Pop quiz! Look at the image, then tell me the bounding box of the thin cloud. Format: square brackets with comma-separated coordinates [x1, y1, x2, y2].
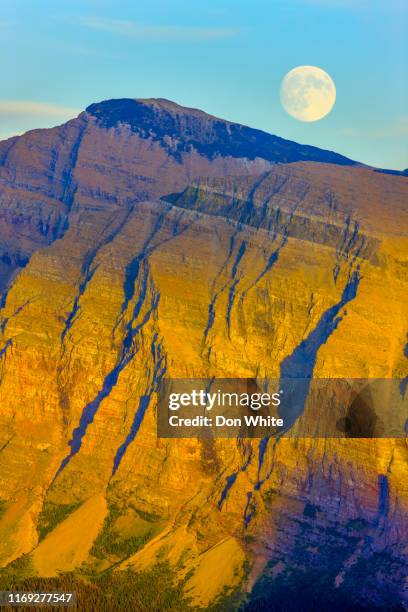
[295, 0, 406, 8]
[0, 101, 79, 118]
[372, 117, 408, 139]
[341, 117, 408, 140]
[79, 16, 238, 41]
[299, 0, 368, 6]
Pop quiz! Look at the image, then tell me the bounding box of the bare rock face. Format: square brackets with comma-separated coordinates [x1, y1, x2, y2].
[0, 99, 406, 608]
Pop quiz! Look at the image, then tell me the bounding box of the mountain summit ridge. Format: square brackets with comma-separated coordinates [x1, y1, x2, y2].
[85, 97, 357, 166]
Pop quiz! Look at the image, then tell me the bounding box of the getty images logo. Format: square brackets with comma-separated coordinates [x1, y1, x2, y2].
[168, 388, 283, 411]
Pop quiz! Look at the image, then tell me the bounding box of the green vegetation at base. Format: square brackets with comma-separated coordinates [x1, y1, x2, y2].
[0, 555, 33, 586]
[207, 588, 248, 612]
[0, 499, 6, 520]
[37, 501, 82, 541]
[130, 505, 162, 523]
[243, 547, 407, 612]
[90, 504, 153, 560]
[0, 563, 191, 612]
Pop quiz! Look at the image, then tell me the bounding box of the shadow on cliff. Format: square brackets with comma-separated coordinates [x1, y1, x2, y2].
[336, 384, 385, 438]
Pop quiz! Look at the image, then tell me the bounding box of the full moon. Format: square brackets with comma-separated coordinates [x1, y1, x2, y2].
[280, 66, 336, 122]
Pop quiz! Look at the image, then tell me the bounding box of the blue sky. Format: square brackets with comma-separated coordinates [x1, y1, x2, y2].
[0, 0, 407, 169]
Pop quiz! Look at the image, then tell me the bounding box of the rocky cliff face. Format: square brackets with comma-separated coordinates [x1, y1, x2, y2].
[0, 99, 406, 609]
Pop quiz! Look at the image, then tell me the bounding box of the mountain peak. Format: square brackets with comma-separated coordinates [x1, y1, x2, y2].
[87, 97, 219, 118]
[85, 97, 357, 167]
[85, 97, 216, 126]
[136, 97, 216, 117]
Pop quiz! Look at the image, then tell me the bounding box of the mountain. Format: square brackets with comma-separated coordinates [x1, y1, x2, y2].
[0, 98, 357, 299]
[86, 98, 357, 165]
[0, 99, 407, 609]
